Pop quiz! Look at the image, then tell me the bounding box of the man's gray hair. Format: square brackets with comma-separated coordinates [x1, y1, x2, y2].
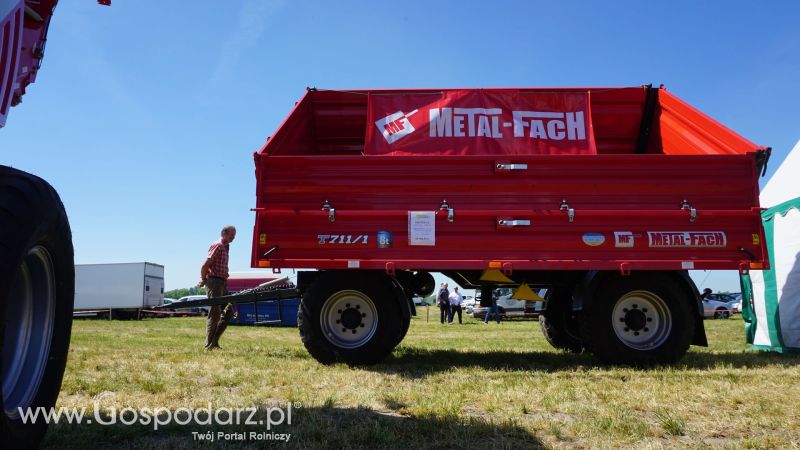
[221, 225, 236, 236]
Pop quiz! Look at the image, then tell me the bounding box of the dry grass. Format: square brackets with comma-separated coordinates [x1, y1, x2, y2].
[44, 310, 800, 449]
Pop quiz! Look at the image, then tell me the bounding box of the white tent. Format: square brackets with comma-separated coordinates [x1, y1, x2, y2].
[745, 139, 800, 352]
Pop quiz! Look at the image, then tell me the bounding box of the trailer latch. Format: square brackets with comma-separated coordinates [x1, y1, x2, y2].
[680, 199, 696, 223]
[440, 200, 454, 222]
[322, 200, 335, 222]
[560, 199, 575, 223]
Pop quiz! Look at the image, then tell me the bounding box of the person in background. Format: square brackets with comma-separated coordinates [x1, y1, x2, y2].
[437, 282, 450, 324]
[700, 288, 713, 300]
[199, 225, 236, 350]
[448, 286, 464, 324]
[484, 288, 501, 325]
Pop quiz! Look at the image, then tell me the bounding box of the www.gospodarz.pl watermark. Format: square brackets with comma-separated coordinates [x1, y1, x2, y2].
[17, 393, 298, 438]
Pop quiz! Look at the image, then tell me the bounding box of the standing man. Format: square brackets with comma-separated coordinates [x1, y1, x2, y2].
[199, 225, 236, 350]
[448, 287, 464, 324]
[484, 288, 501, 325]
[437, 283, 450, 324]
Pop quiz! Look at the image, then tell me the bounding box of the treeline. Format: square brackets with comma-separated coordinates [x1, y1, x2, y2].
[164, 286, 207, 299]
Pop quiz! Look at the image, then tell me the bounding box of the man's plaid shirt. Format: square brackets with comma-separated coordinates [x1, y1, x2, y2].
[207, 239, 229, 279]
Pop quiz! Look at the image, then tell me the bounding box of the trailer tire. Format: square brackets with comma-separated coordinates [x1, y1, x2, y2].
[539, 290, 583, 353]
[299, 273, 402, 365]
[0, 167, 74, 448]
[580, 273, 693, 365]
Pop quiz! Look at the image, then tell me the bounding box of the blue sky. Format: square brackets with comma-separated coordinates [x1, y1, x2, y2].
[2, 0, 798, 291]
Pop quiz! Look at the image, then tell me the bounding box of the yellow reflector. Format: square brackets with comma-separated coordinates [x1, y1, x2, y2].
[258, 260, 271, 268]
[259, 233, 267, 245]
[750, 262, 764, 269]
[512, 282, 544, 301]
[488, 261, 502, 269]
[752, 234, 760, 245]
[480, 269, 514, 283]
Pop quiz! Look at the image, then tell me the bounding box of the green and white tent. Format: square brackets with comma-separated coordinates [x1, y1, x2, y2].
[742, 139, 800, 352]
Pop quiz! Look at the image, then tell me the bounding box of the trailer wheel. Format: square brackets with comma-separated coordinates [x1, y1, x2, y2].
[0, 167, 74, 447]
[580, 273, 693, 365]
[299, 273, 402, 365]
[539, 290, 583, 353]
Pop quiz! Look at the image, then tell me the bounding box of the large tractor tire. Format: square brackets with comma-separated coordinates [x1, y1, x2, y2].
[539, 289, 583, 353]
[0, 166, 74, 447]
[299, 272, 403, 365]
[579, 273, 694, 365]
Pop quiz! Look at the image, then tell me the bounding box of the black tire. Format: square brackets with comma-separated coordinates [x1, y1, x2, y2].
[397, 315, 411, 346]
[579, 273, 694, 365]
[714, 308, 730, 320]
[0, 166, 74, 447]
[540, 289, 583, 353]
[299, 272, 403, 365]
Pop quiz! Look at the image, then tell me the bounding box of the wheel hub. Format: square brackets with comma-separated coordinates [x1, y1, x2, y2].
[340, 307, 363, 329]
[611, 291, 672, 350]
[623, 307, 647, 331]
[320, 290, 378, 349]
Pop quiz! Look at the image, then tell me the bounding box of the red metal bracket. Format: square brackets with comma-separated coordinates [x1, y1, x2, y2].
[385, 262, 396, 276]
[620, 262, 632, 276]
[738, 262, 750, 275]
[502, 262, 513, 276]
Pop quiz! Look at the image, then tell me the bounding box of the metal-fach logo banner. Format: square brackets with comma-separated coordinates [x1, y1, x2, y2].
[375, 109, 418, 144]
[647, 231, 727, 248]
[366, 90, 596, 156]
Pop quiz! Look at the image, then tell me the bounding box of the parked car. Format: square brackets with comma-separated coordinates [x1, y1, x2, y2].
[412, 296, 431, 306]
[707, 293, 742, 315]
[462, 295, 477, 314]
[472, 288, 543, 319]
[155, 296, 208, 316]
[702, 298, 732, 319]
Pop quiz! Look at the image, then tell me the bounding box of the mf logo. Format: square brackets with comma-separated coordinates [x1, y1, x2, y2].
[375, 109, 418, 144]
[614, 231, 635, 248]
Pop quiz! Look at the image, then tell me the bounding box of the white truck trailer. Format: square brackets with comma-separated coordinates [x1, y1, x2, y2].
[74, 262, 164, 319]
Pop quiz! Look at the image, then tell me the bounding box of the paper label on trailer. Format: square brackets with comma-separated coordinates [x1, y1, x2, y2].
[647, 231, 727, 248]
[347, 260, 360, 268]
[408, 211, 436, 246]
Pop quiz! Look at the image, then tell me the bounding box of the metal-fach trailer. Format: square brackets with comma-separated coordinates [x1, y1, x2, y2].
[242, 86, 768, 366]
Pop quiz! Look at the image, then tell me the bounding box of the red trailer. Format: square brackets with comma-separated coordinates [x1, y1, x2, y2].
[251, 86, 769, 366]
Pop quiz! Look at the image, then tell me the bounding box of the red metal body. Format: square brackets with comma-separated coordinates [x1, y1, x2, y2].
[0, 0, 59, 127]
[251, 87, 768, 274]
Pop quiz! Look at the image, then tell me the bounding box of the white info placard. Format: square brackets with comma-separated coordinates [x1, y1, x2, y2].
[408, 211, 436, 246]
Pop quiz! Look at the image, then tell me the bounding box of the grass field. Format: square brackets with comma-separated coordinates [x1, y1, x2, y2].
[44, 309, 799, 449]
